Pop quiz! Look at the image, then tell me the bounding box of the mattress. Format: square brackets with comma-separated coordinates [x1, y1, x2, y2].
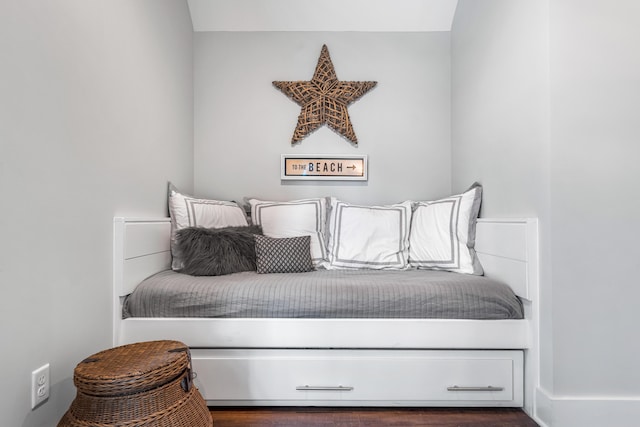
[123, 269, 523, 320]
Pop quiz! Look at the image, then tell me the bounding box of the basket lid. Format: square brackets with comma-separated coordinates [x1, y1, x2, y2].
[73, 340, 190, 396]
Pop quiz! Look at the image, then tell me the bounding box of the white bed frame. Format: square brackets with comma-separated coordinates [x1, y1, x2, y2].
[113, 217, 539, 416]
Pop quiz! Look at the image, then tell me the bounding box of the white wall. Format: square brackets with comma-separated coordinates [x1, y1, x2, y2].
[451, 0, 552, 400]
[194, 32, 452, 204]
[451, 0, 550, 215]
[0, 1, 193, 426]
[453, 1, 640, 426]
[548, 0, 640, 407]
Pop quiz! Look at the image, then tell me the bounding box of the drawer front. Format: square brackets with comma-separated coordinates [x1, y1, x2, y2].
[192, 349, 522, 405]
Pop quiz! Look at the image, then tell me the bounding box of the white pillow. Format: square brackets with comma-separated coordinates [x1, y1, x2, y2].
[169, 184, 248, 270]
[408, 185, 483, 275]
[327, 198, 412, 270]
[249, 198, 328, 267]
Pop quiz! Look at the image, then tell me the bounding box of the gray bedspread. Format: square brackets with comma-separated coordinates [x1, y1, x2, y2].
[123, 269, 523, 320]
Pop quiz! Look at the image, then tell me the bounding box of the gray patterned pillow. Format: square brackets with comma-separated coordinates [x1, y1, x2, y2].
[255, 235, 314, 274]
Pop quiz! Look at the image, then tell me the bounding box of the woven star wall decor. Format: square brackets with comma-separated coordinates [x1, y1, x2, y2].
[273, 45, 377, 145]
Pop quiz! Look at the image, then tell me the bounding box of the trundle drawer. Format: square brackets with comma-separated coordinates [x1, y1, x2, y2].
[191, 349, 523, 406]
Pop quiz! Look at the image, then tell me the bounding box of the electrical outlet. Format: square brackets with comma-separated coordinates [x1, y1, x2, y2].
[31, 364, 50, 409]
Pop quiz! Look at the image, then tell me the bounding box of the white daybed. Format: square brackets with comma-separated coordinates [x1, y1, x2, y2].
[113, 217, 538, 415]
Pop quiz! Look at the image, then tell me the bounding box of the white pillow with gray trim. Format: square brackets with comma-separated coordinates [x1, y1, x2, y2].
[327, 198, 412, 270]
[408, 184, 483, 275]
[248, 198, 328, 267]
[168, 184, 248, 270]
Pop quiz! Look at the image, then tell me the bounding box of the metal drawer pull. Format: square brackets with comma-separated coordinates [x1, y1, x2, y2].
[447, 386, 504, 392]
[296, 385, 354, 392]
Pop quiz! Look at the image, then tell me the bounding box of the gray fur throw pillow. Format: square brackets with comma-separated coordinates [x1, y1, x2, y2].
[175, 225, 262, 276]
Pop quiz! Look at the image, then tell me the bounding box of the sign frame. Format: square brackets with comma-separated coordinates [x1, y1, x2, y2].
[281, 154, 368, 181]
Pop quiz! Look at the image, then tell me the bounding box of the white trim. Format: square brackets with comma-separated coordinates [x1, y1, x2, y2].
[535, 387, 640, 427]
[119, 317, 530, 350]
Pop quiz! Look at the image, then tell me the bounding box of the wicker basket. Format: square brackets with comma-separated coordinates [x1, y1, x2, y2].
[58, 340, 212, 426]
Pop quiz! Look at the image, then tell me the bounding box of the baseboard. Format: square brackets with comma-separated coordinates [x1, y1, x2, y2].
[534, 387, 640, 427]
[533, 387, 552, 427]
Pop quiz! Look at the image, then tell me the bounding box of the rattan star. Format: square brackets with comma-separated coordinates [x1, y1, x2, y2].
[273, 45, 377, 145]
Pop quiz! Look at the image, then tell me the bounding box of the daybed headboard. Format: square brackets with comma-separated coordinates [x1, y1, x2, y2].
[113, 217, 538, 298]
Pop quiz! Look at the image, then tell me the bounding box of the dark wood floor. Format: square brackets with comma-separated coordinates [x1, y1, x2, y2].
[209, 407, 539, 427]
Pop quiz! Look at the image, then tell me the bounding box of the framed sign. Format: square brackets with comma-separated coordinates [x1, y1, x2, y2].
[281, 154, 367, 181]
